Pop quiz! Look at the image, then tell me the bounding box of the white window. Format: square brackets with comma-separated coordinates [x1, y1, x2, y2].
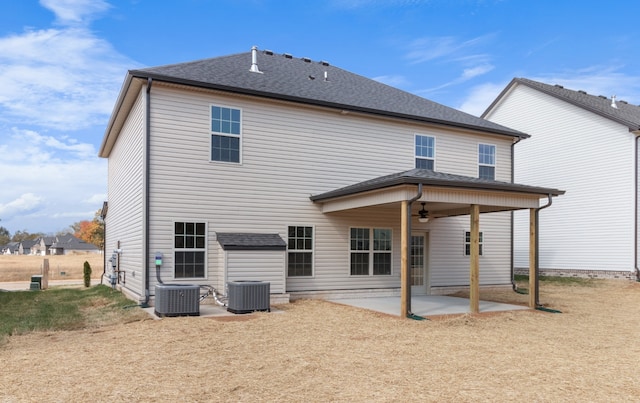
[478, 144, 496, 180]
[415, 135, 435, 170]
[464, 231, 483, 256]
[350, 228, 392, 275]
[211, 105, 241, 163]
[174, 222, 206, 278]
[287, 226, 313, 277]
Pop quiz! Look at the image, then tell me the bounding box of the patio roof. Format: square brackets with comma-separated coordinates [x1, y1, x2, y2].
[310, 169, 564, 217]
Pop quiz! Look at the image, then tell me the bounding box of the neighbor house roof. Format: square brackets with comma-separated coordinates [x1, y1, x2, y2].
[100, 47, 528, 156]
[310, 168, 565, 202]
[482, 77, 640, 131]
[216, 233, 286, 251]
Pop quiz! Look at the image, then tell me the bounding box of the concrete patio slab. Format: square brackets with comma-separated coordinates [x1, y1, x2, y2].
[327, 295, 529, 317]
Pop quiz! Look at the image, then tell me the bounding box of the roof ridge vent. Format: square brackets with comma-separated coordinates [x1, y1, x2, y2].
[578, 90, 586, 94]
[249, 46, 263, 74]
[283, 53, 293, 59]
[264, 49, 274, 55]
[620, 100, 628, 104]
[555, 84, 564, 88]
[301, 57, 311, 63]
[598, 95, 607, 99]
[611, 95, 618, 109]
[320, 60, 330, 66]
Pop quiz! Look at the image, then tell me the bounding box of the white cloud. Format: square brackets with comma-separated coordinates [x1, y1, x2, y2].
[0, 127, 106, 234]
[457, 82, 507, 116]
[0, 1, 137, 130]
[406, 34, 495, 65]
[40, 0, 111, 26]
[0, 193, 44, 217]
[405, 34, 496, 97]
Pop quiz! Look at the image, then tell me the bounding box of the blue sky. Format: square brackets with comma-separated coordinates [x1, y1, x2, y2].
[1, 0, 638, 235]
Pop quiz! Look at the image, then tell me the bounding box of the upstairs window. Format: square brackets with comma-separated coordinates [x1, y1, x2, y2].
[287, 226, 313, 277]
[211, 105, 241, 163]
[174, 222, 206, 278]
[415, 135, 435, 170]
[350, 228, 392, 276]
[478, 144, 495, 180]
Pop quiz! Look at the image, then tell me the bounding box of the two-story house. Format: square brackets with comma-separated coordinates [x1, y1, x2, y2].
[99, 47, 562, 316]
[483, 78, 639, 281]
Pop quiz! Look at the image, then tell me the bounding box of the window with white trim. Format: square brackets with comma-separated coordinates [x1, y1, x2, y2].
[287, 226, 313, 277]
[415, 134, 435, 170]
[350, 228, 392, 275]
[464, 231, 484, 256]
[211, 105, 241, 163]
[174, 222, 206, 278]
[478, 144, 495, 180]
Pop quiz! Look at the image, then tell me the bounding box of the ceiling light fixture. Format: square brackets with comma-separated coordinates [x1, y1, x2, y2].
[418, 202, 429, 223]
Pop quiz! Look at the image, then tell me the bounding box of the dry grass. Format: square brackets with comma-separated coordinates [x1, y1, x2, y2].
[1, 279, 639, 401]
[0, 254, 104, 282]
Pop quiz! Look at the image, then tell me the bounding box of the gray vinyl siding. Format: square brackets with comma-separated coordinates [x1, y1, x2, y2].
[226, 251, 285, 293]
[429, 213, 511, 287]
[487, 84, 636, 272]
[104, 90, 146, 299]
[144, 83, 515, 292]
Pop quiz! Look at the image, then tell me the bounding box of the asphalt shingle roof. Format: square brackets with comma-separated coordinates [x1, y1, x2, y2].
[310, 169, 564, 202]
[130, 48, 526, 138]
[484, 78, 640, 131]
[216, 232, 286, 251]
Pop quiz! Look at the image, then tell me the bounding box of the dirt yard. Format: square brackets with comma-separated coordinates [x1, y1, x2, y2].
[1, 279, 639, 401]
[0, 254, 104, 282]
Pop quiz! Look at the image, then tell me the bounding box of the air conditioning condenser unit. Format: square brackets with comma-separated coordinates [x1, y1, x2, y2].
[155, 284, 200, 317]
[227, 281, 270, 314]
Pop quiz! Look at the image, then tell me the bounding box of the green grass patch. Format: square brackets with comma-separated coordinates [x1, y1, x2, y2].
[0, 285, 147, 342]
[514, 274, 599, 286]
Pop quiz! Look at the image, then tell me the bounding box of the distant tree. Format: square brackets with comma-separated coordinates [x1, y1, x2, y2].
[0, 220, 9, 245]
[73, 209, 105, 249]
[11, 230, 42, 242]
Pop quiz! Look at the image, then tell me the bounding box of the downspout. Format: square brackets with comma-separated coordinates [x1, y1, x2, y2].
[511, 137, 522, 291]
[405, 183, 423, 316]
[535, 194, 553, 306]
[635, 134, 639, 281]
[142, 77, 153, 307]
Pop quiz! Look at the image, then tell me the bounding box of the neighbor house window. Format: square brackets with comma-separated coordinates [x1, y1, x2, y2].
[464, 231, 484, 256]
[211, 105, 241, 163]
[415, 135, 435, 170]
[174, 222, 206, 278]
[287, 226, 313, 277]
[350, 228, 392, 275]
[478, 144, 495, 180]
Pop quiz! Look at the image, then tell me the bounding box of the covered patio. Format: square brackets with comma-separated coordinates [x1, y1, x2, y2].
[311, 169, 564, 318]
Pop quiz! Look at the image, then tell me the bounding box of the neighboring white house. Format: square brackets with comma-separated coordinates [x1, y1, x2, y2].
[483, 78, 639, 280]
[99, 47, 563, 315]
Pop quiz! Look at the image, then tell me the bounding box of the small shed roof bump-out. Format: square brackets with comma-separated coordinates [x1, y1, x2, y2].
[216, 233, 286, 251]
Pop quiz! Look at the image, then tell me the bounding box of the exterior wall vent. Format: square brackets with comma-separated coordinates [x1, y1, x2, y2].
[154, 284, 200, 317]
[227, 281, 270, 314]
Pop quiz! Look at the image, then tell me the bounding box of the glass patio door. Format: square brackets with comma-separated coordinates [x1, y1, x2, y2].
[410, 234, 427, 295]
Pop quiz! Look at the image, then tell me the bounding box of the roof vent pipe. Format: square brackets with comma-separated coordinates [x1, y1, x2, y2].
[611, 95, 618, 109]
[249, 46, 263, 74]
